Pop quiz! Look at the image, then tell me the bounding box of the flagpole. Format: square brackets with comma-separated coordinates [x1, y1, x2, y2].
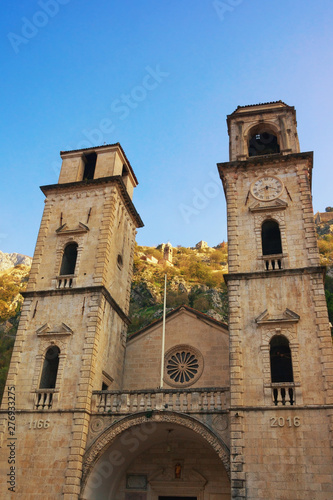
[160, 273, 167, 388]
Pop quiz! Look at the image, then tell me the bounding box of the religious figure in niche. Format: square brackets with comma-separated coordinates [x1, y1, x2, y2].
[175, 463, 182, 479]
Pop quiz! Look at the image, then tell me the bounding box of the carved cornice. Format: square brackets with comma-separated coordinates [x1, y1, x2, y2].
[218, 151, 313, 171]
[55, 222, 89, 235]
[255, 308, 300, 325]
[249, 198, 288, 213]
[36, 322, 73, 336]
[224, 266, 326, 283]
[40, 176, 144, 228]
[22, 285, 130, 325]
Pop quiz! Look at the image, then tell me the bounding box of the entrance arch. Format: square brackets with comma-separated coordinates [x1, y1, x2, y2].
[81, 412, 230, 500]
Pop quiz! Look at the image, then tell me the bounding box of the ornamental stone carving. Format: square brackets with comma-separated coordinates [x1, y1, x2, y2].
[164, 344, 204, 388]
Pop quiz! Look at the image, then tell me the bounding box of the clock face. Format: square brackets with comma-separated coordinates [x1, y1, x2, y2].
[250, 176, 284, 201]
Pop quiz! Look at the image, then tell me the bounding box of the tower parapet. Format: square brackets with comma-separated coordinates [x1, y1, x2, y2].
[227, 100, 300, 161]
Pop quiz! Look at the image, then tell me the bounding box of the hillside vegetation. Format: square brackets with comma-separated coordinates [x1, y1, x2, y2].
[317, 233, 333, 328]
[0, 265, 30, 398]
[129, 242, 229, 334]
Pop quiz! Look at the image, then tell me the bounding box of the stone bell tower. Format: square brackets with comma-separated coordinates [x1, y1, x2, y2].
[218, 102, 333, 499]
[0, 143, 143, 499]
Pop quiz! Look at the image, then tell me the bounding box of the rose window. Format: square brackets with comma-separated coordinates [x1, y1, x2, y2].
[164, 345, 203, 387]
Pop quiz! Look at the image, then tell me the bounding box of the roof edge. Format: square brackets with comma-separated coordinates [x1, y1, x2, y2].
[127, 304, 228, 341]
[60, 142, 138, 185]
[40, 175, 144, 228]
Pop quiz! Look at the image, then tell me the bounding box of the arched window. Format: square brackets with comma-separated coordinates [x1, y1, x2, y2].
[262, 220, 282, 256]
[60, 243, 78, 275]
[249, 131, 280, 157]
[39, 346, 60, 389]
[270, 336, 293, 383]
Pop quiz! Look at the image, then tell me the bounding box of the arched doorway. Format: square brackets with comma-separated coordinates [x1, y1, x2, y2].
[81, 413, 230, 500]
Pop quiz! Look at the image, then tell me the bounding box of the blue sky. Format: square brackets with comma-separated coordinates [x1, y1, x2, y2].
[1, 0, 333, 256]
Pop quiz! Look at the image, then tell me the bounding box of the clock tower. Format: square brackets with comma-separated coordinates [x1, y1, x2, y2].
[218, 101, 333, 499]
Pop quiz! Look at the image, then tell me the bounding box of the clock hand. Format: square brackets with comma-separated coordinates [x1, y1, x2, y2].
[257, 185, 274, 192]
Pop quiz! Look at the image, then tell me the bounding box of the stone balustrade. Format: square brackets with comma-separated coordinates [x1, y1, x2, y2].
[263, 254, 283, 271]
[271, 383, 295, 406]
[57, 275, 75, 288]
[92, 387, 230, 414]
[34, 389, 55, 410]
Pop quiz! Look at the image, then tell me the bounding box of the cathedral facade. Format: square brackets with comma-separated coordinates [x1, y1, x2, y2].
[1, 102, 333, 499]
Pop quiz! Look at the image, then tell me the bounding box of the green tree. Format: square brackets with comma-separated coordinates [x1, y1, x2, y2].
[166, 290, 189, 308]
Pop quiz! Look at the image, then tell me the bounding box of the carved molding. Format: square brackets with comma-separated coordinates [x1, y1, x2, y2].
[254, 211, 285, 226]
[36, 322, 73, 336]
[54, 234, 85, 279]
[261, 326, 299, 346]
[163, 344, 204, 388]
[249, 198, 288, 213]
[256, 308, 300, 325]
[102, 370, 113, 386]
[56, 222, 89, 235]
[30, 336, 69, 406]
[252, 209, 288, 266]
[260, 325, 302, 398]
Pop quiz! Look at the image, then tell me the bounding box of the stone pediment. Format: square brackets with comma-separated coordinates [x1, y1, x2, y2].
[255, 308, 300, 325]
[127, 304, 228, 343]
[249, 198, 288, 213]
[56, 222, 89, 234]
[36, 322, 73, 336]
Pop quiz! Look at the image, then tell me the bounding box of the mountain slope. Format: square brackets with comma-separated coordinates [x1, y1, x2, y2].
[0, 264, 30, 399]
[0, 251, 32, 272]
[129, 243, 228, 333]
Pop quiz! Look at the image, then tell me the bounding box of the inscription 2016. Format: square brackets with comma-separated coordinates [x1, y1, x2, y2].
[270, 416, 300, 428]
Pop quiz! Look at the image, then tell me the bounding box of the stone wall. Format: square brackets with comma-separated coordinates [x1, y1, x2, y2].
[123, 308, 229, 390]
[242, 409, 333, 499]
